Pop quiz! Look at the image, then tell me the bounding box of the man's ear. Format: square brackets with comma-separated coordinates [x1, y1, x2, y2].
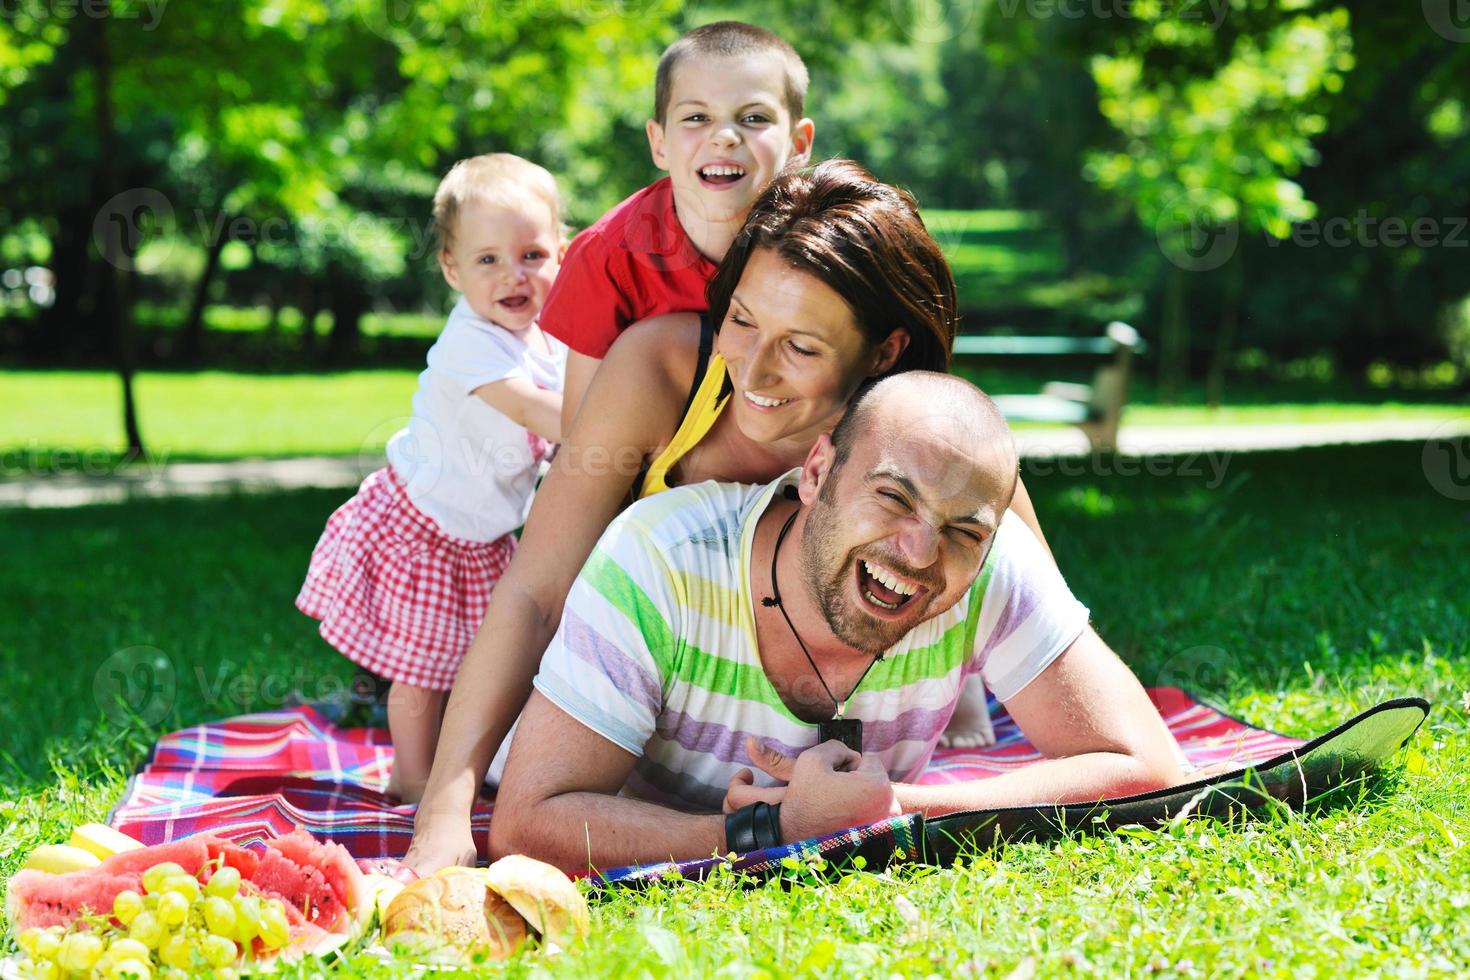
[797, 432, 836, 506]
[787, 117, 815, 169]
[646, 118, 669, 171]
[870, 327, 910, 377]
[437, 249, 461, 291]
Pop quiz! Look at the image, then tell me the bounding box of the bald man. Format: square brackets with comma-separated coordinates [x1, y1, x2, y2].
[491, 373, 1185, 872]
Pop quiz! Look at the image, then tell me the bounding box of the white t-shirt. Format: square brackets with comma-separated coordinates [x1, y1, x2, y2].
[386, 298, 567, 542]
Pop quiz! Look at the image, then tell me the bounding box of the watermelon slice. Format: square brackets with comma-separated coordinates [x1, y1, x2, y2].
[6, 869, 141, 930]
[97, 835, 259, 880]
[8, 829, 363, 953]
[249, 831, 366, 937]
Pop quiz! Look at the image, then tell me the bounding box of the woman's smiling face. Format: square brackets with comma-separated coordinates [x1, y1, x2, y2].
[716, 247, 906, 449]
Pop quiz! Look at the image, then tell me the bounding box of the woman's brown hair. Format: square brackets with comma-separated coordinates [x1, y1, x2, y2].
[706, 159, 956, 375]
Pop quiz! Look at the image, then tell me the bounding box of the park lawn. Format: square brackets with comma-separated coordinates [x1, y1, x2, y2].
[4, 369, 1467, 468]
[1, 441, 1467, 974]
[4, 370, 421, 462]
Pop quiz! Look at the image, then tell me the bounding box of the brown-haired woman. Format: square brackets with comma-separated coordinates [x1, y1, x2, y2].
[404, 159, 1048, 872]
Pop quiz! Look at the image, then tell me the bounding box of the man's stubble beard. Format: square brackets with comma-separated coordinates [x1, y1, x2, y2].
[799, 473, 915, 657]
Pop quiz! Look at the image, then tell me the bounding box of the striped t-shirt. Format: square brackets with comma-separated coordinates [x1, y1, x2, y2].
[534, 470, 1089, 813]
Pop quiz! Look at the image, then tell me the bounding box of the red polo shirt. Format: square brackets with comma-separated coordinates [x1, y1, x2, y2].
[539, 178, 719, 359]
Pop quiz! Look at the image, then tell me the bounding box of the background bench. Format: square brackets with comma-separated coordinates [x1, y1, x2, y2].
[951, 321, 1145, 451]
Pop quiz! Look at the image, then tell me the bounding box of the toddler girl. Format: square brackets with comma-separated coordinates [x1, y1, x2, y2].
[297, 153, 567, 802]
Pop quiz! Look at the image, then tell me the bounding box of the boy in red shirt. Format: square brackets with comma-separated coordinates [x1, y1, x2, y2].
[540, 21, 815, 429]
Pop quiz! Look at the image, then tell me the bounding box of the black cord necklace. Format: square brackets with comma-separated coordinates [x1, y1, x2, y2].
[763, 499, 881, 752]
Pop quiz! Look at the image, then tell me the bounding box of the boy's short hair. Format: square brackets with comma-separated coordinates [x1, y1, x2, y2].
[432, 153, 566, 253]
[653, 21, 809, 125]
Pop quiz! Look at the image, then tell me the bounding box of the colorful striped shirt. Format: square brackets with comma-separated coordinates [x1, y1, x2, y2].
[533, 470, 1090, 813]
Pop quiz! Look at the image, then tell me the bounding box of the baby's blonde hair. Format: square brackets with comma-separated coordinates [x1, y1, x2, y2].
[432, 153, 566, 253]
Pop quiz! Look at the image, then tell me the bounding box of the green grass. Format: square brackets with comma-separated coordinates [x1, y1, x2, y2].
[3, 368, 1466, 469]
[2, 441, 1467, 973]
[3, 370, 420, 462]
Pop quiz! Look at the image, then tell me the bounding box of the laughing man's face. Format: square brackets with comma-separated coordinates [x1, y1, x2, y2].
[799, 413, 1012, 656]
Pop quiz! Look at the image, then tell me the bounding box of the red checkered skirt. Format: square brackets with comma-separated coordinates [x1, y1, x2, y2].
[295, 467, 515, 691]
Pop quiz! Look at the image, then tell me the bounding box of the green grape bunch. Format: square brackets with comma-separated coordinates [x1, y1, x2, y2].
[13, 857, 295, 979]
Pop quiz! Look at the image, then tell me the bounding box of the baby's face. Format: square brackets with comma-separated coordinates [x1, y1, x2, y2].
[648, 51, 812, 228]
[438, 199, 560, 332]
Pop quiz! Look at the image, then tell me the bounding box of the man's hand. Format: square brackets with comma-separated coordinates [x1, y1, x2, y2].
[401, 817, 478, 877]
[724, 737, 901, 842]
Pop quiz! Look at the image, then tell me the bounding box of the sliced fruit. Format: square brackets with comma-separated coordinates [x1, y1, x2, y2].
[23, 844, 103, 874]
[6, 868, 142, 930]
[356, 856, 419, 885]
[361, 872, 407, 925]
[98, 836, 259, 881]
[8, 830, 368, 963]
[249, 830, 365, 937]
[67, 823, 144, 861]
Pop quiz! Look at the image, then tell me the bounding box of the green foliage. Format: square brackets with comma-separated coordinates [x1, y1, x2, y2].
[5, 0, 1470, 382]
[1088, 4, 1353, 241]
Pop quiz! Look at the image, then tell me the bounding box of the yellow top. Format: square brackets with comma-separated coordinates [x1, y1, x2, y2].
[639, 352, 731, 498]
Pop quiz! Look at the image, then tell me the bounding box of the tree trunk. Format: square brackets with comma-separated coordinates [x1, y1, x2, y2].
[180, 226, 229, 362]
[92, 0, 144, 456]
[266, 293, 282, 338]
[1159, 264, 1188, 405]
[1206, 251, 1244, 409]
[326, 267, 366, 358]
[35, 201, 103, 359]
[298, 278, 320, 354]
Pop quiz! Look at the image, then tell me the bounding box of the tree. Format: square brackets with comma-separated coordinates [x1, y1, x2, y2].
[1086, 2, 1353, 402]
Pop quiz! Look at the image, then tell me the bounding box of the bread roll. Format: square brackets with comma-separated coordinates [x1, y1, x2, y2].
[382, 866, 527, 960]
[483, 855, 589, 946]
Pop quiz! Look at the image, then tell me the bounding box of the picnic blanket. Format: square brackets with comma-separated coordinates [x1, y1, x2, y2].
[107, 687, 1427, 886]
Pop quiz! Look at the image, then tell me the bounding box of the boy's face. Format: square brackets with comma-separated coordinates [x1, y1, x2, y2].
[647, 51, 814, 227]
[438, 198, 560, 333]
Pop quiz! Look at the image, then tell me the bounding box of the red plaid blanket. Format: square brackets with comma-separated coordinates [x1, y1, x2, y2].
[109, 686, 1300, 873]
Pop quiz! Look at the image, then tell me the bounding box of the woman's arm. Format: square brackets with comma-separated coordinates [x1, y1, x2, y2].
[403, 316, 697, 874]
[1008, 475, 1056, 565]
[560, 349, 602, 435]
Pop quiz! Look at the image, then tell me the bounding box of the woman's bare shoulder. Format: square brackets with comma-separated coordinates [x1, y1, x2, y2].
[603, 313, 705, 400]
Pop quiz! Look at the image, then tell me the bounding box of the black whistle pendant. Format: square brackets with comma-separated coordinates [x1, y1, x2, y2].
[818, 717, 863, 752]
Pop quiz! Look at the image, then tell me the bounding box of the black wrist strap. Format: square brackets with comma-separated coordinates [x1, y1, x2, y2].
[724, 802, 783, 854]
